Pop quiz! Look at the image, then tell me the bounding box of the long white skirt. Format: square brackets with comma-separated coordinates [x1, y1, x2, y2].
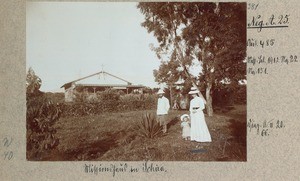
[190, 110, 212, 142]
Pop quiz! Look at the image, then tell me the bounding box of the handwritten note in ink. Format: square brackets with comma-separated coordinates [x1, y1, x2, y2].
[246, 2, 299, 137]
[247, 3, 298, 76]
[2, 137, 14, 160]
[83, 162, 167, 177]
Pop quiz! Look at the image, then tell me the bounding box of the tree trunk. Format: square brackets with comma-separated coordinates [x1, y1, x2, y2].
[201, 42, 213, 117]
[174, 41, 206, 102]
[206, 82, 213, 117]
[169, 85, 173, 109]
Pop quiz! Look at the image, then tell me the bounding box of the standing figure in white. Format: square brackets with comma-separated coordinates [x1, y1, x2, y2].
[188, 87, 212, 142]
[156, 89, 170, 134]
[180, 114, 191, 140]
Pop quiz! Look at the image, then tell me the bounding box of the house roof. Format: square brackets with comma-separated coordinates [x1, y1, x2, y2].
[61, 71, 143, 89]
[75, 84, 144, 88]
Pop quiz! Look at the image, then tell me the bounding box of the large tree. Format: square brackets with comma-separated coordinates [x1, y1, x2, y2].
[138, 2, 246, 116]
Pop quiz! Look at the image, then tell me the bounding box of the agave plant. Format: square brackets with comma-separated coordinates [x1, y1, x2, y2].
[137, 112, 162, 138]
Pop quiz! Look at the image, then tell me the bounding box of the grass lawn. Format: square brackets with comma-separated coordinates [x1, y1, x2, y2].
[41, 104, 246, 161]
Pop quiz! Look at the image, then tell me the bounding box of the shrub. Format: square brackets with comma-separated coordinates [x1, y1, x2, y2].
[58, 93, 157, 117]
[120, 94, 143, 101]
[212, 88, 235, 107]
[43, 92, 65, 104]
[98, 88, 120, 101]
[136, 112, 162, 138]
[26, 68, 61, 160]
[26, 95, 61, 160]
[233, 85, 246, 104]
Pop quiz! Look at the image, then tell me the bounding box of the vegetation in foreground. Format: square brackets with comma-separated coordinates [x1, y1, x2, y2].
[28, 104, 246, 161]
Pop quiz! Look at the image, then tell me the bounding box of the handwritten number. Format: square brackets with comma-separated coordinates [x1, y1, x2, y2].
[255, 3, 259, 10]
[278, 15, 283, 24]
[278, 15, 289, 25]
[283, 15, 289, 24]
[290, 55, 298, 62]
[248, 3, 259, 10]
[3, 151, 13, 160]
[3, 137, 13, 147]
[2, 137, 14, 161]
[247, 3, 251, 10]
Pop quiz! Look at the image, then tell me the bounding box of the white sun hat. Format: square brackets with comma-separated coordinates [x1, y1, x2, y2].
[180, 114, 190, 121]
[188, 87, 200, 94]
[157, 89, 165, 94]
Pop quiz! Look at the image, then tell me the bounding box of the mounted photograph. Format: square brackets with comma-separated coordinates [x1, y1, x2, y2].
[26, 2, 246, 161]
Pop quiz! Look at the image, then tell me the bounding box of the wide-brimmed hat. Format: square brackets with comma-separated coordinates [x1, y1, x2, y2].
[188, 87, 199, 94]
[157, 89, 165, 94]
[180, 114, 190, 121]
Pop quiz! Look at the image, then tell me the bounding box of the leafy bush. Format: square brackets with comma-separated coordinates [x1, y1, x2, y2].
[26, 67, 61, 160]
[73, 88, 122, 103]
[98, 88, 120, 101]
[136, 112, 162, 138]
[26, 95, 61, 160]
[43, 92, 65, 104]
[120, 94, 143, 101]
[233, 85, 246, 104]
[213, 88, 235, 107]
[120, 94, 157, 110]
[58, 93, 157, 117]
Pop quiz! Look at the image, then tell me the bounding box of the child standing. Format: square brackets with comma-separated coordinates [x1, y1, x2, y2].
[180, 114, 191, 140]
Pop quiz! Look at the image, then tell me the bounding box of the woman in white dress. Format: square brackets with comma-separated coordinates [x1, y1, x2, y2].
[189, 87, 212, 142]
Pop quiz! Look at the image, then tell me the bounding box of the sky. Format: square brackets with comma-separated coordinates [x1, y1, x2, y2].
[26, 2, 163, 92]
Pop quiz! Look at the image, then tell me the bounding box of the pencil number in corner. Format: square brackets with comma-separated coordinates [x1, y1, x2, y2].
[2, 137, 14, 161]
[248, 3, 259, 10]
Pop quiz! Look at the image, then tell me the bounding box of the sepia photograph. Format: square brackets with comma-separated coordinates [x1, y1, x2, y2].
[26, 2, 247, 161]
